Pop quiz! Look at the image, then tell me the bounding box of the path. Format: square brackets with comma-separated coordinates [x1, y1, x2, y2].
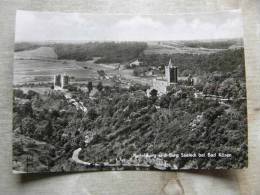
[71, 147, 169, 170]
[71, 148, 91, 166]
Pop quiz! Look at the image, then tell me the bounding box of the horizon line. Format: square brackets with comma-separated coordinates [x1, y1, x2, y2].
[15, 37, 243, 44]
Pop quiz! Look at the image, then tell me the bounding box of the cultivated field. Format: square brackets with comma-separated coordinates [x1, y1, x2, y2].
[14, 47, 120, 84]
[13, 46, 155, 86]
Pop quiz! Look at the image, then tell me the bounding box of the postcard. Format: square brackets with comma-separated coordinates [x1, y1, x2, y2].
[13, 10, 247, 173]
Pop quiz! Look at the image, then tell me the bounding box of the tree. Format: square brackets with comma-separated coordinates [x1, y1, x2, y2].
[14, 89, 25, 98]
[67, 85, 77, 92]
[32, 97, 43, 109]
[149, 89, 158, 103]
[150, 89, 158, 97]
[13, 140, 24, 156]
[104, 86, 111, 96]
[87, 108, 98, 120]
[20, 101, 33, 117]
[87, 81, 93, 93]
[27, 90, 39, 99]
[97, 70, 106, 79]
[34, 126, 46, 140]
[97, 82, 103, 92]
[64, 142, 71, 152]
[21, 117, 36, 136]
[51, 110, 60, 119]
[159, 94, 170, 108]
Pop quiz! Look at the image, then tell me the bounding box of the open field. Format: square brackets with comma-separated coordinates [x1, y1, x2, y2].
[15, 46, 58, 60]
[14, 47, 120, 84]
[13, 46, 156, 86]
[144, 40, 243, 55]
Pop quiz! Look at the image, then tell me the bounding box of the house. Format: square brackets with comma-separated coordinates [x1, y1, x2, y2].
[129, 59, 142, 68]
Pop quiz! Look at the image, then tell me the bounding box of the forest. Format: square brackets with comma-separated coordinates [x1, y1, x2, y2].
[15, 42, 148, 62]
[13, 63, 247, 171]
[181, 39, 242, 49]
[138, 48, 244, 75]
[15, 40, 243, 71]
[53, 42, 147, 62]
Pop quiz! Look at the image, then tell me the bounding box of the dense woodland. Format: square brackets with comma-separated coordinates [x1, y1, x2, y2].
[13, 64, 247, 171]
[15, 42, 148, 62]
[55, 42, 147, 63]
[181, 39, 242, 49]
[138, 48, 244, 75]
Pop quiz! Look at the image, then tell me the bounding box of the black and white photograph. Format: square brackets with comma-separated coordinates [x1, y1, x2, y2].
[13, 10, 247, 173]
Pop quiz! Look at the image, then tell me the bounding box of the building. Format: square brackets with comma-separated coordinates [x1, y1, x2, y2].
[54, 74, 70, 90]
[129, 59, 142, 68]
[62, 74, 70, 89]
[54, 74, 62, 89]
[165, 58, 178, 83]
[147, 58, 178, 96]
[147, 58, 196, 96]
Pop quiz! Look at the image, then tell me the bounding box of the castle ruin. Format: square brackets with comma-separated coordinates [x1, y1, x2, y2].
[54, 74, 70, 90]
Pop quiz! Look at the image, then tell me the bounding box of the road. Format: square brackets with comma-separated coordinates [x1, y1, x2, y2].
[71, 148, 91, 166]
[71, 147, 169, 170]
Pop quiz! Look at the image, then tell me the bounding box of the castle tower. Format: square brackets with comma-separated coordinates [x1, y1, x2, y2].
[54, 74, 61, 87]
[165, 58, 177, 83]
[61, 74, 69, 89]
[54, 74, 70, 90]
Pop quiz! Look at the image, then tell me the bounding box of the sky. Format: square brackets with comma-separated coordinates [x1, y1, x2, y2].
[15, 10, 243, 42]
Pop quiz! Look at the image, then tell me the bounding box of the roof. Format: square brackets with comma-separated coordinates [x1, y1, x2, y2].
[168, 58, 173, 67]
[130, 59, 141, 65]
[166, 58, 177, 68]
